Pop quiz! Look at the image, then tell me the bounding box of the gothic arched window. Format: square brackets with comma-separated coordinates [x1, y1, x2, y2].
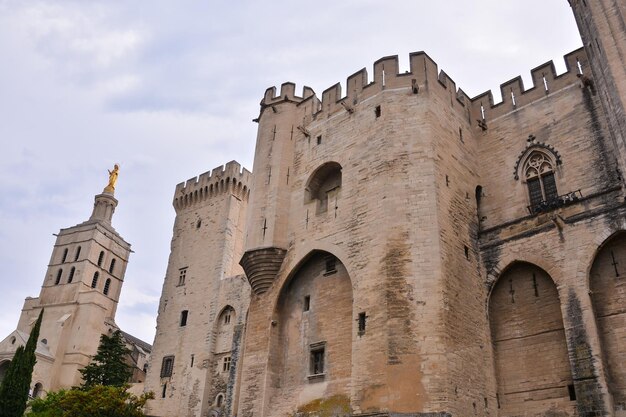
[523, 151, 558, 210]
[91, 272, 99, 289]
[104, 278, 111, 295]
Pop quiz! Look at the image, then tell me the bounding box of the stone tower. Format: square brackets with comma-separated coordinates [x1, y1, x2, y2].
[0, 180, 131, 394]
[569, 0, 626, 167]
[145, 161, 251, 417]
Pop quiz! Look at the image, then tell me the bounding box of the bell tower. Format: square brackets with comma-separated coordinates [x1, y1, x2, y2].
[569, 0, 626, 167]
[8, 166, 131, 392]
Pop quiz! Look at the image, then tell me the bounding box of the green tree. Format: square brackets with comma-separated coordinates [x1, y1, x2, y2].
[79, 330, 132, 388]
[26, 385, 154, 417]
[0, 309, 44, 417]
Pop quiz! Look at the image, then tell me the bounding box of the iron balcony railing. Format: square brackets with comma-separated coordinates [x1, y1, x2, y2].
[527, 189, 583, 215]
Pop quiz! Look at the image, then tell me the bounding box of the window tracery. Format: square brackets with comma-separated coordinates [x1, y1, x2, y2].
[523, 150, 558, 211]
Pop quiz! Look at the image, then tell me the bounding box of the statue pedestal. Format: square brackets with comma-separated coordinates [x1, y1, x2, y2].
[89, 193, 118, 224]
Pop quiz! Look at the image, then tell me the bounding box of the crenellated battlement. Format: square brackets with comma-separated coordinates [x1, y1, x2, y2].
[470, 48, 587, 122]
[173, 160, 252, 211]
[259, 51, 477, 120]
[262, 83, 317, 107]
[259, 48, 588, 125]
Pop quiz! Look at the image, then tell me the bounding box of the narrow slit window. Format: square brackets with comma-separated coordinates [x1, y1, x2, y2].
[303, 295, 310, 312]
[568, 384, 577, 401]
[55, 269, 63, 285]
[67, 267, 75, 283]
[91, 272, 99, 289]
[316, 135, 322, 145]
[109, 259, 116, 274]
[97, 251, 104, 267]
[61, 248, 68, 263]
[74, 246, 81, 261]
[375, 105, 381, 118]
[358, 312, 366, 335]
[103, 278, 111, 295]
[180, 310, 188, 327]
[161, 383, 167, 398]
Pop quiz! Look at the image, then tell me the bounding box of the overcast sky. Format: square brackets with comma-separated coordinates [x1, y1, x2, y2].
[0, 0, 583, 345]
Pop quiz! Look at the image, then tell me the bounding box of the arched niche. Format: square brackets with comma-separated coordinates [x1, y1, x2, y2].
[590, 232, 626, 411]
[304, 162, 342, 214]
[489, 262, 575, 416]
[268, 250, 352, 405]
[215, 306, 236, 354]
[32, 382, 43, 398]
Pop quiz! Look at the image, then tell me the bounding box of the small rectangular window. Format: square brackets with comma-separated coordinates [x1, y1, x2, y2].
[324, 256, 337, 275]
[178, 268, 187, 286]
[375, 105, 381, 118]
[303, 295, 310, 312]
[317, 135, 322, 145]
[180, 310, 188, 327]
[358, 312, 366, 335]
[310, 346, 325, 375]
[160, 356, 174, 377]
[223, 356, 231, 372]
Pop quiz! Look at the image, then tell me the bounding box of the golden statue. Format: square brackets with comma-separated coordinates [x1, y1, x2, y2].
[103, 164, 119, 193]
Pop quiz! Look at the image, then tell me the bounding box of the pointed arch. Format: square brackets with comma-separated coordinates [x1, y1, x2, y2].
[215, 305, 236, 354]
[268, 249, 352, 406]
[589, 231, 626, 408]
[489, 261, 574, 415]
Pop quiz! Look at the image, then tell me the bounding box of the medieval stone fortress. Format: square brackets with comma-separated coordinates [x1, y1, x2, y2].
[1, 1, 625, 416]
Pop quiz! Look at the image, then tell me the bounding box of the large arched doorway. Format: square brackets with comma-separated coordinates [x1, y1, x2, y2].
[590, 233, 626, 411]
[269, 250, 353, 408]
[489, 262, 575, 415]
[0, 360, 10, 385]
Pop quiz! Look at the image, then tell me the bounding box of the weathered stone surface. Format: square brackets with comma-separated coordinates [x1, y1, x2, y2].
[145, 3, 626, 417]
